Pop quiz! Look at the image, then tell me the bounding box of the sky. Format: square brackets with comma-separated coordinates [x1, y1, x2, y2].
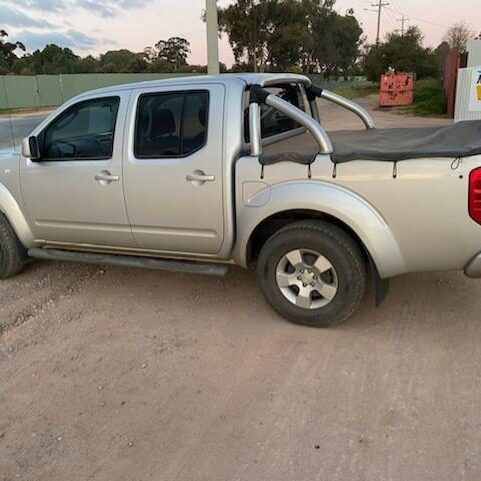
[1, 0, 479, 66]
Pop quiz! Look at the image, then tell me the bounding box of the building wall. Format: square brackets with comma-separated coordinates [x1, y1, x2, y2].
[467, 40, 481, 68]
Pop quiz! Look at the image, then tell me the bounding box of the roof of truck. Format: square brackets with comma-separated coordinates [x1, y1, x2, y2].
[75, 73, 312, 99]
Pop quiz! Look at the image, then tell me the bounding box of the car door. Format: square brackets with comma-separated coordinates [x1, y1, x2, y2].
[123, 84, 225, 255]
[20, 91, 135, 248]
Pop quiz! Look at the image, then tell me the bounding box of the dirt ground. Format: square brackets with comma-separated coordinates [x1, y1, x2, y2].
[2, 96, 480, 481]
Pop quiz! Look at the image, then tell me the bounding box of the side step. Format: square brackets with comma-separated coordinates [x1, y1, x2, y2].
[28, 248, 230, 277]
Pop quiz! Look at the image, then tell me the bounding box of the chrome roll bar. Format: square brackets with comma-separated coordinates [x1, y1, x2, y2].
[249, 85, 334, 158]
[248, 103, 262, 157]
[265, 95, 334, 154]
[306, 86, 376, 129]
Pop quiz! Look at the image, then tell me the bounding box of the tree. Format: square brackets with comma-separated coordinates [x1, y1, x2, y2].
[98, 49, 148, 73]
[217, 0, 270, 72]
[310, 7, 363, 77]
[363, 26, 439, 81]
[16, 44, 81, 74]
[0, 29, 25, 74]
[217, 0, 363, 75]
[146, 37, 191, 72]
[434, 41, 450, 72]
[443, 21, 475, 53]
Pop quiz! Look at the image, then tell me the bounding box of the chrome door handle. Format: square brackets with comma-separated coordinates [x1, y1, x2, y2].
[186, 170, 215, 183]
[95, 170, 120, 183]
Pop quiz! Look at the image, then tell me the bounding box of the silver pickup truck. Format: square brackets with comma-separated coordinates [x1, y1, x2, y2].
[2, 73, 481, 327]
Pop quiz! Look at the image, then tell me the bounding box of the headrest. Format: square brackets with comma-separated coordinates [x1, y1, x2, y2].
[152, 109, 176, 136]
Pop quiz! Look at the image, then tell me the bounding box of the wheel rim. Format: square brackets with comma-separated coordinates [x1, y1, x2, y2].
[275, 248, 338, 310]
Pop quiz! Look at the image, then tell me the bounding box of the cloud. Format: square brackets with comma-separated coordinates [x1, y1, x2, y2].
[18, 29, 112, 51]
[0, 5, 54, 28]
[7, 0, 148, 18]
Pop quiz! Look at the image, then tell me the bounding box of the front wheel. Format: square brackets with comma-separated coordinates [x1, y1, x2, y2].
[0, 213, 26, 279]
[256, 220, 367, 328]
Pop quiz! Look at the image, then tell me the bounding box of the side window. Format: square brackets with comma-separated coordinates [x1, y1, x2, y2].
[42, 97, 119, 160]
[135, 91, 209, 159]
[244, 83, 306, 143]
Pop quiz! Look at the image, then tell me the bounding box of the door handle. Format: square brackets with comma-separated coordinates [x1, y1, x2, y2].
[95, 170, 120, 184]
[186, 170, 215, 184]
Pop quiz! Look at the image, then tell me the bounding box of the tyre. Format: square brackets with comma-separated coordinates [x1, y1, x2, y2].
[0, 213, 26, 279]
[256, 220, 367, 328]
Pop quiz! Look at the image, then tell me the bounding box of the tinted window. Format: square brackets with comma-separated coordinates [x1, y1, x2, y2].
[135, 91, 209, 158]
[42, 97, 119, 160]
[244, 84, 306, 143]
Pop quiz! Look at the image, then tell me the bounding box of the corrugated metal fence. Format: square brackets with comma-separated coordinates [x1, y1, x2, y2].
[0, 73, 359, 110]
[0, 73, 199, 110]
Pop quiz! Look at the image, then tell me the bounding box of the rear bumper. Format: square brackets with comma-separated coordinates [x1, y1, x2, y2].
[464, 253, 481, 278]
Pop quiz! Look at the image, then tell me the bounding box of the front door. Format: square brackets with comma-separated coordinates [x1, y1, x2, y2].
[20, 92, 135, 248]
[123, 84, 225, 255]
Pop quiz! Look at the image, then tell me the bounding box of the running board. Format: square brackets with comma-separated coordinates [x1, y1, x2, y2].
[27, 248, 230, 277]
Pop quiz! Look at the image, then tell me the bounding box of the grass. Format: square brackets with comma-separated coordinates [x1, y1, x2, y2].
[331, 83, 379, 99]
[0, 106, 56, 116]
[410, 78, 447, 117]
[393, 78, 447, 117]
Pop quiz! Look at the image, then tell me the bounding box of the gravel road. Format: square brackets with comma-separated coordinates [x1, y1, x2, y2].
[1, 97, 479, 481]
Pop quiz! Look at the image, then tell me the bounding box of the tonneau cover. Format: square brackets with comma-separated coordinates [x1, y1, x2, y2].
[260, 120, 481, 165]
[330, 121, 481, 163]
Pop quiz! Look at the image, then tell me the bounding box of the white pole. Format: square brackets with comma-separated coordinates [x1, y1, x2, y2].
[206, 0, 220, 74]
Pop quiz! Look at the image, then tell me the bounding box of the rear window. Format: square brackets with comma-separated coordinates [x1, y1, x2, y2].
[244, 83, 307, 143]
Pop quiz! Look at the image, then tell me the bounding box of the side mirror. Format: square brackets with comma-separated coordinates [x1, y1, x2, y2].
[22, 136, 41, 161]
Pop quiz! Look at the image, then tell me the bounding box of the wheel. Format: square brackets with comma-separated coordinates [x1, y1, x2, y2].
[256, 220, 367, 327]
[0, 213, 26, 279]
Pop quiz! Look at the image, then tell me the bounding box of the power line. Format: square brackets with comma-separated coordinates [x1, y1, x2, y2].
[396, 14, 409, 36]
[364, 1, 390, 45]
[385, 3, 448, 29]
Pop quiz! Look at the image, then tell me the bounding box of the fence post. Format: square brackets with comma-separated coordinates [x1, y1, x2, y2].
[59, 74, 65, 103]
[34, 75, 41, 108]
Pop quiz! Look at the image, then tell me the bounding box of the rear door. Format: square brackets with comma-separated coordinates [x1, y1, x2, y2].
[123, 84, 225, 254]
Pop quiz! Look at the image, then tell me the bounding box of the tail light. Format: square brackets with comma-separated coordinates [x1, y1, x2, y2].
[469, 167, 481, 225]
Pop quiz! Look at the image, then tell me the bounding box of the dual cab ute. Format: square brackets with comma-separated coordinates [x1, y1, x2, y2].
[1, 73, 481, 327]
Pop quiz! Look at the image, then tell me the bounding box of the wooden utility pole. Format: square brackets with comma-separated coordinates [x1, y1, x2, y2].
[365, 1, 390, 45]
[396, 15, 409, 36]
[205, 0, 220, 74]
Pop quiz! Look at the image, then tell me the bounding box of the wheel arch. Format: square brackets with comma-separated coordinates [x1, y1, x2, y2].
[0, 183, 35, 248]
[234, 181, 405, 279]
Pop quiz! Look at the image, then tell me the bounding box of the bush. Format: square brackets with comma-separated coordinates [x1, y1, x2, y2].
[413, 79, 447, 116]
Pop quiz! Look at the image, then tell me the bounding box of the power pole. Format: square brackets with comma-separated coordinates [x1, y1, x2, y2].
[365, 1, 390, 45]
[205, 0, 220, 74]
[396, 15, 408, 36]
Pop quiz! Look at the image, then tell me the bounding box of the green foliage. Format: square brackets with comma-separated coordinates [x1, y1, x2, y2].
[412, 79, 447, 116]
[363, 27, 440, 81]
[0, 30, 25, 74]
[217, 0, 363, 76]
[97, 49, 148, 73]
[145, 37, 191, 72]
[0, 30, 198, 75]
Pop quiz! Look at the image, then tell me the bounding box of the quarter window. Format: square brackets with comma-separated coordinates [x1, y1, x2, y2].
[244, 83, 306, 143]
[42, 97, 119, 160]
[135, 91, 209, 159]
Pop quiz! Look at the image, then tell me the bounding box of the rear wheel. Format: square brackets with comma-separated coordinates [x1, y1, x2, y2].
[0, 213, 26, 279]
[256, 220, 367, 327]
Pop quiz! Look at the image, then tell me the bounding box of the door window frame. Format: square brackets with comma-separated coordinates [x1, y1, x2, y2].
[133, 89, 210, 160]
[38, 96, 121, 162]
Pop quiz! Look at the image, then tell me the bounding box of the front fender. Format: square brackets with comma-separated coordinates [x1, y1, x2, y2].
[234, 180, 406, 279]
[0, 183, 35, 247]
